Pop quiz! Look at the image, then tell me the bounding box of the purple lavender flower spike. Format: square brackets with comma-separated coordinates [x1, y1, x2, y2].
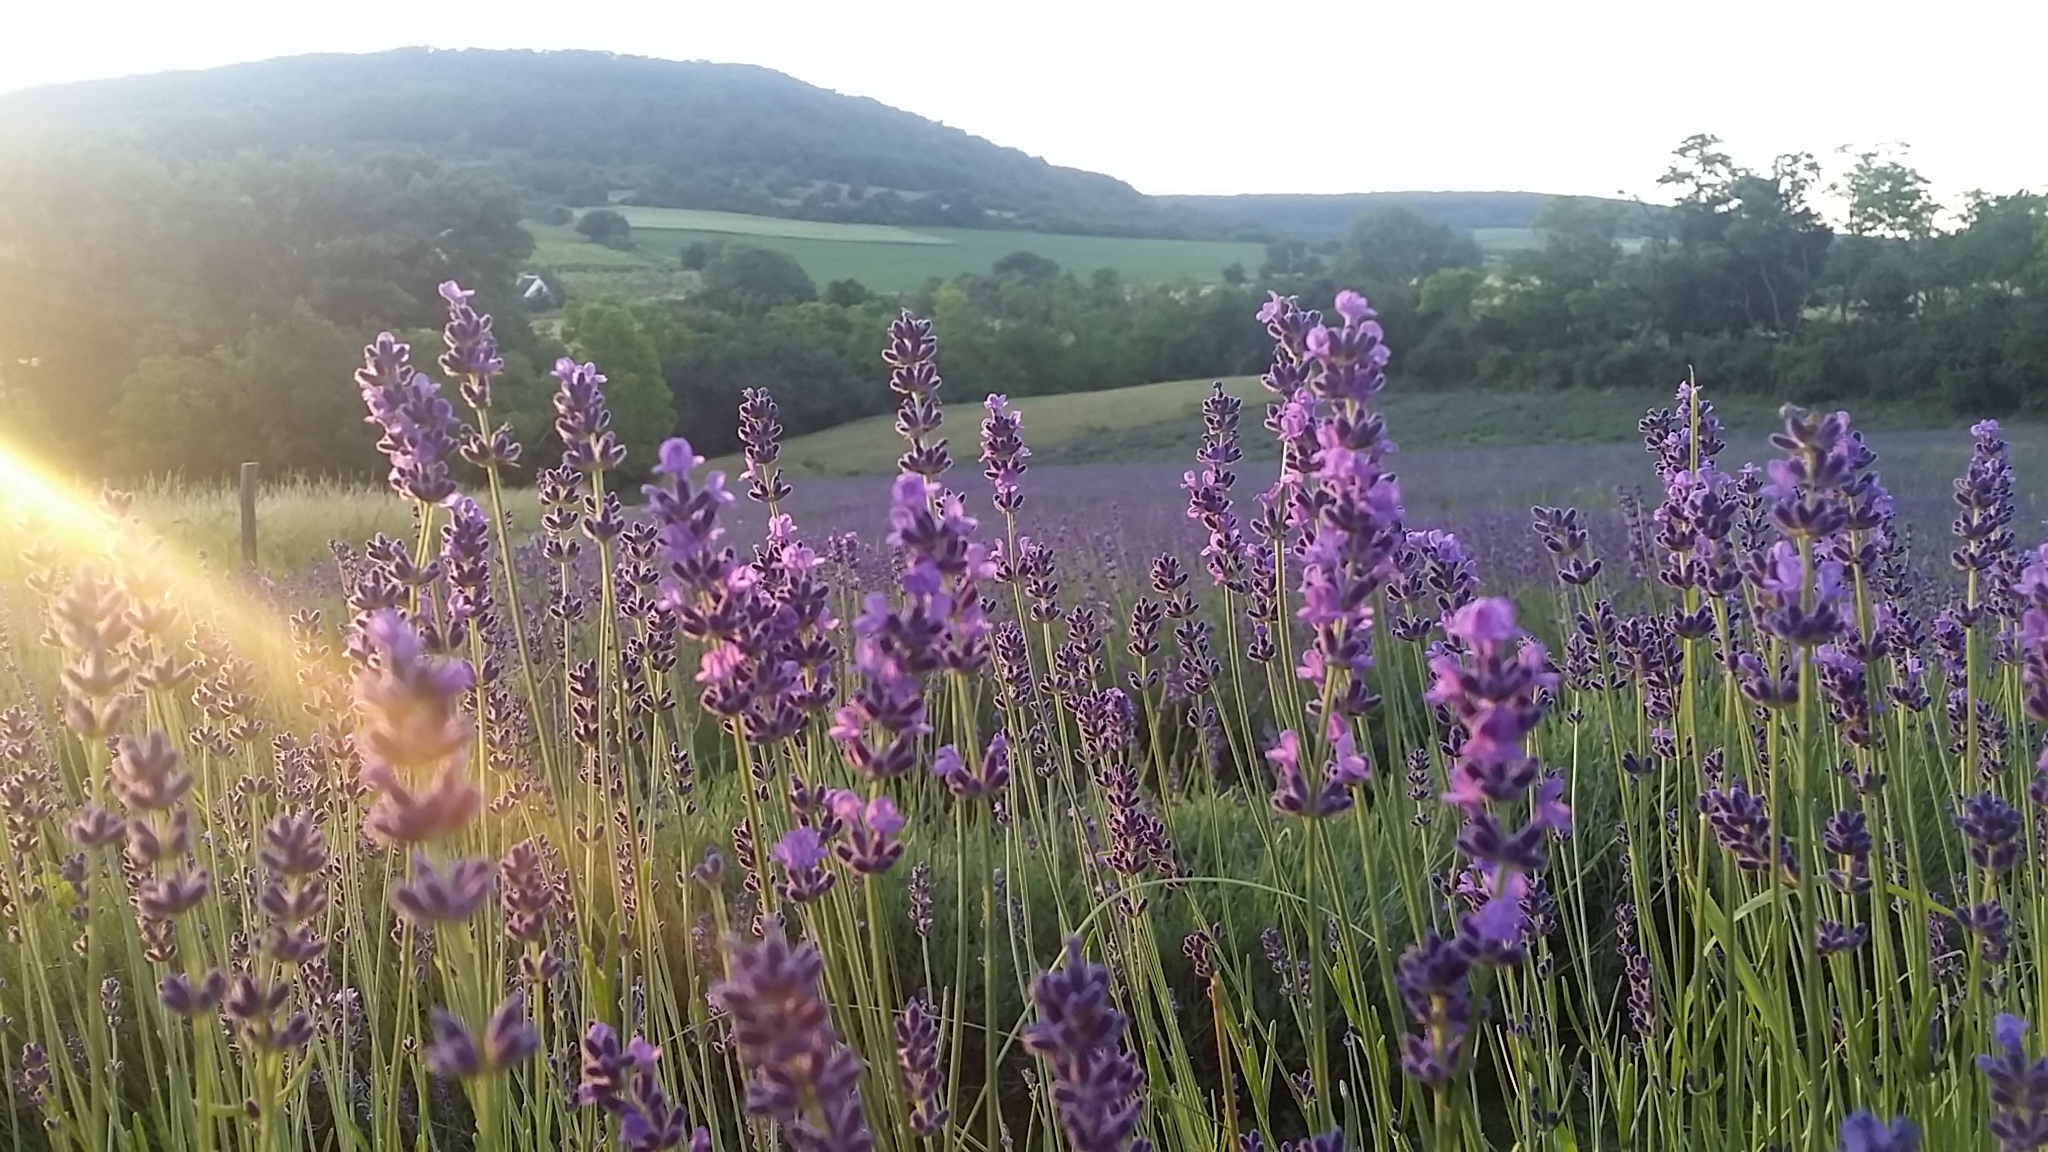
[1396, 932, 1474, 1087]
[738, 387, 792, 505]
[710, 929, 872, 1152]
[355, 332, 462, 504]
[437, 281, 504, 407]
[980, 394, 1030, 513]
[389, 856, 495, 923]
[553, 357, 627, 472]
[827, 790, 905, 875]
[1978, 1014, 2048, 1151]
[1426, 598, 1564, 960]
[886, 310, 950, 480]
[895, 992, 949, 1136]
[1023, 938, 1146, 1152]
[772, 827, 838, 903]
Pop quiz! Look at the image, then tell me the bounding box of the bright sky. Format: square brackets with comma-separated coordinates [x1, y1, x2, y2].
[6, 0, 2043, 207]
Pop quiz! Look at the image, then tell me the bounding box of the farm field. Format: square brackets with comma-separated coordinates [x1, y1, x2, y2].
[720, 373, 2014, 476]
[530, 209, 1268, 294]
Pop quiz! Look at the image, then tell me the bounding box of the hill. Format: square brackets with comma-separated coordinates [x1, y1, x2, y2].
[1160, 191, 1660, 242]
[0, 49, 1238, 239]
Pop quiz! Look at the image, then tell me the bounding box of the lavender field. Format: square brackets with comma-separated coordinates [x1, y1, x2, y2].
[2, 283, 2046, 1152]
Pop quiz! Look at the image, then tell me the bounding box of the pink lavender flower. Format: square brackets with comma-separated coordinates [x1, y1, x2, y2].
[826, 790, 905, 875]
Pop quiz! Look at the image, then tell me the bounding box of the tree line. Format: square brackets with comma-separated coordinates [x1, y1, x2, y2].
[1287, 136, 2048, 414]
[3, 135, 2043, 486]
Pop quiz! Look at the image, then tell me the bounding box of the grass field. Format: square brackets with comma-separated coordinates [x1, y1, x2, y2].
[531, 210, 1268, 295]
[713, 376, 2003, 477]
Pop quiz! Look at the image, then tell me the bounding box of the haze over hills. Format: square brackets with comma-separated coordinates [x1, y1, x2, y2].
[0, 49, 1622, 244]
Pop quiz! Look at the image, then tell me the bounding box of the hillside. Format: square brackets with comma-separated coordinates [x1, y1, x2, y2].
[0, 49, 1239, 239]
[1161, 190, 1660, 241]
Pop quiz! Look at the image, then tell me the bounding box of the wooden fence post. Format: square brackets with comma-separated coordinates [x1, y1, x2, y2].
[239, 461, 258, 571]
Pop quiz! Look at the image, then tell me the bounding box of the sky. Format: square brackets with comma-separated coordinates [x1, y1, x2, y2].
[6, 0, 2044, 207]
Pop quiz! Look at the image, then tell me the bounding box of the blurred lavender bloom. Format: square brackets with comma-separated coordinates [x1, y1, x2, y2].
[390, 856, 495, 923]
[895, 992, 948, 1136]
[1838, 1111, 1920, 1152]
[710, 929, 872, 1152]
[1979, 1014, 2048, 1151]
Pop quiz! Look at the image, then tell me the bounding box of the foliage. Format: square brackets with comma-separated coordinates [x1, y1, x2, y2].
[574, 208, 633, 249]
[0, 145, 543, 476]
[697, 242, 818, 313]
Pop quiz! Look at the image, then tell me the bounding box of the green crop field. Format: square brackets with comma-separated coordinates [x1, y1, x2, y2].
[612, 206, 951, 245]
[533, 210, 1268, 295]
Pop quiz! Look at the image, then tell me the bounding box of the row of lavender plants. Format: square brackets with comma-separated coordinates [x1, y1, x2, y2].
[0, 279, 2044, 1152]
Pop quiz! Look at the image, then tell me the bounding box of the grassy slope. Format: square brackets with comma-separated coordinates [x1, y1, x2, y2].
[720, 377, 2002, 478]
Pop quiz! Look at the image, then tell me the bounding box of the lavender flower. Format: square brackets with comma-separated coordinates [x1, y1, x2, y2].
[1838, 1111, 1920, 1152]
[1427, 598, 1568, 955]
[553, 358, 626, 472]
[710, 929, 872, 1152]
[826, 790, 905, 875]
[355, 332, 461, 504]
[895, 993, 948, 1136]
[578, 1023, 709, 1152]
[772, 827, 837, 904]
[886, 311, 950, 480]
[739, 387, 792, 506]
[427, 993, 537, 1079]
[390, 856, 495, 923]
[1022, 938, 1146, 1152]
[980, 394, 1030, 513]
[1979, 1014, 2048, 1151]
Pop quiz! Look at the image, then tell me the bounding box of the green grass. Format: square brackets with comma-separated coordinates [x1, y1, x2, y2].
[722, 376, 2011, 477]
[130, 476, 542, 575]
[527, 211, 1267, 295]
[610, 207, 950, 245]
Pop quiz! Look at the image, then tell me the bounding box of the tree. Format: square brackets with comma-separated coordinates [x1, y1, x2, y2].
[109, 304, 372, 479]
[561, 299, 677, 477]
[992, 251, 1061, 282]
[576, 208, 633, 248]
[699, 243, 817, 313]
[1837, 148, 1938, 240]
[1331, 205, 1482, 290]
